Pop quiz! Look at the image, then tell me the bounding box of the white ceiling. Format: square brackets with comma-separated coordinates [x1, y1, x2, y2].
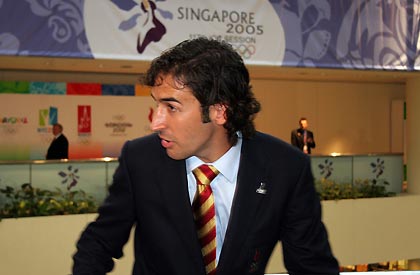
[1, 55, 419, 84]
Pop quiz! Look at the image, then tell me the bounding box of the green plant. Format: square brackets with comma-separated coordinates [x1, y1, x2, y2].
[315, 178, 396, 201]
[0, 183, 98, 219]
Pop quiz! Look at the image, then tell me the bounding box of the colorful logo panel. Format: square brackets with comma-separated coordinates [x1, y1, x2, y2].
[78, 105, 91, 135]
[38, 106, 58, 132]
[39, 107, 58, 126]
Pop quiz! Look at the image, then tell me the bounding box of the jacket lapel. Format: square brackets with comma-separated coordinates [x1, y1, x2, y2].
[217, 136, 269, 272]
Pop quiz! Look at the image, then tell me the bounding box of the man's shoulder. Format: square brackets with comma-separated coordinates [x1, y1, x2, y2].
[249, 132, 301, 153]
[126, 133, 161, 148]
[245, 131, 309, 165]
[56, 134, 68, 143]
[120, 133, 181, 168]
[121, 133, 167, 158]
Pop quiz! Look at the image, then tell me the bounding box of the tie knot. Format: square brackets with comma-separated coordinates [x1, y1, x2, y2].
[193, 164, 219, 186]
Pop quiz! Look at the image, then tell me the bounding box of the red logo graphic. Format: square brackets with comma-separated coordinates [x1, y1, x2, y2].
[78, 105, 91, 135]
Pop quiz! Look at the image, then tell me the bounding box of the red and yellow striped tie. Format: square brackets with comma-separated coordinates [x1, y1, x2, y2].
[192, 164, 220, 275]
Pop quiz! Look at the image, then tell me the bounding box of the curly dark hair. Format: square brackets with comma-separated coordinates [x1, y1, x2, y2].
[142, 37, 261, 145]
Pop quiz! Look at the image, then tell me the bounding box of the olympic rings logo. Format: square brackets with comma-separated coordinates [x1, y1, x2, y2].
[232, 44, 256, 59]
[1, 125, 17, 135]
[78, 136, 91, 144]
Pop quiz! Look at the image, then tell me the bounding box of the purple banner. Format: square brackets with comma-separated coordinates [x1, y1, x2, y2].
[0, 0, 419, 70]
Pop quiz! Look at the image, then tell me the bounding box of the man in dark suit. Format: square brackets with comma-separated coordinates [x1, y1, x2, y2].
[291, 117, 316, 154]
[46, 123, 69, 159]
[73, 38, 338, 275]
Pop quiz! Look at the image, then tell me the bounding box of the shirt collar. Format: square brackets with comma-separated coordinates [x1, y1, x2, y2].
[186, 134, 242, 183]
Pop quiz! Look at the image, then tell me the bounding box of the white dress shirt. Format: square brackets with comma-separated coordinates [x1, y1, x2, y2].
[186, 136, 242, 264]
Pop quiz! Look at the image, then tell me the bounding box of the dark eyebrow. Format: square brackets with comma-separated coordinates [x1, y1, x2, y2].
[150, 93, 181, 104]
[161, 97, 181, 104]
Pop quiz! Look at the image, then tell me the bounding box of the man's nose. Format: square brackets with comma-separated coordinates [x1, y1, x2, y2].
[150, 108, 166, 132]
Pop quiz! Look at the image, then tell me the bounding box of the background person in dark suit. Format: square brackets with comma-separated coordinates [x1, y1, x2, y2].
[73, 38, 338, 275]
[291, 117, 316, 154]
[46, 123, 69, 159]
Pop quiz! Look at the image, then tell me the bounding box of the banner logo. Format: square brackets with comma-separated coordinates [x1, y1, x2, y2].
[37, 106, 57, 133]
[39, 106, 57, 126]
[78, 105, 91, 135]
[0, 116, 28, 135]
[105, 114, 133, 136]
[110, 0, 169, 53]
[84, 0, 284, 64]
[1, 117, 28, 124]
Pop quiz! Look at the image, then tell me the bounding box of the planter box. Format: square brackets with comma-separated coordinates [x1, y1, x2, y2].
[321, 194, 420, 266]
[266, 195, 420, 273]
[1, 195, 420, 275]
[0, 213, 134, 275]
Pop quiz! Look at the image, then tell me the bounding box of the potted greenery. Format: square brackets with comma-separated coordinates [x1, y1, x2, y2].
[0, 183, 97, 219]
[315, 178, 396, 201]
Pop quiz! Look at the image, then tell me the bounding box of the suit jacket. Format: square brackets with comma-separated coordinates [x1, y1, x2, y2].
[291, 129, 316, 154]
[73, 132, 338, 275]
[46, 134, 69, 159]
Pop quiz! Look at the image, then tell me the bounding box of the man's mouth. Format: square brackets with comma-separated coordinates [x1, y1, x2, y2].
[159, 137, 172, 148]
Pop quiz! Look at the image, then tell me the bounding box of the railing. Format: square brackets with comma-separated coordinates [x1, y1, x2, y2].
[310, 153, 404, 194]
[0, 153, 405, 207]
[0, 158, 119, 205]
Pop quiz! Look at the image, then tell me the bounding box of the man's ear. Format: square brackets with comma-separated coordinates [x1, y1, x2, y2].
[211, 104, 227, 125]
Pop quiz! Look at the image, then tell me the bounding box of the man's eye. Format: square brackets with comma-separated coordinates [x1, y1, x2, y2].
[168, 104, 177, 112]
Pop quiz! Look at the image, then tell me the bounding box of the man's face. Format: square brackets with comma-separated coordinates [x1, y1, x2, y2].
[150, 74, 227, 162]
[52, 125, 60, 136]
[300, 120, 308, 130]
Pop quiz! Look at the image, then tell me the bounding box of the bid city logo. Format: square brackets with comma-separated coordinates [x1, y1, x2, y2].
[105, 114, 133, 136]
[110, 0, 258, 59]
[37, 106, 58, 133]
[0, 115, 28, 135]
[78, 105, 91, 136]
[1, 117, 28, 124]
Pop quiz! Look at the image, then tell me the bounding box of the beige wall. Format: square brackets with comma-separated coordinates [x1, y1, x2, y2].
[406, 78, 420, 194]
[252, 79, 405, 155]
[1, 70, 406, 156]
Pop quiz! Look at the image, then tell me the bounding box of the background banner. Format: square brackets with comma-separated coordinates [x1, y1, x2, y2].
[0, 0, 419, 70]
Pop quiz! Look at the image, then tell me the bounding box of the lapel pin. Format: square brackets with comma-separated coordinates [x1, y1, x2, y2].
[256, 182, 267, 195]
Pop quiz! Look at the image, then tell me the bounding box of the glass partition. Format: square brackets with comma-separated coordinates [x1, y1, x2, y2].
[0, 153, 405, 208]
[311, 153, 404, 194]
[0, 159, 118, 206]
